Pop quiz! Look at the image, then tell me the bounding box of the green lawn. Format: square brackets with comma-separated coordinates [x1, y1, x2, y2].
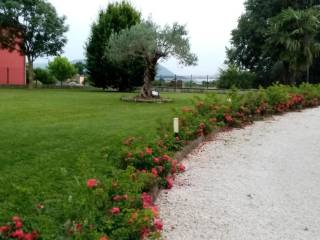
[0, 89, 202, 236]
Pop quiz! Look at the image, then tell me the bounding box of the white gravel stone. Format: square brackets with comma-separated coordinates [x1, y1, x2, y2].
[156, 108, 320, 240]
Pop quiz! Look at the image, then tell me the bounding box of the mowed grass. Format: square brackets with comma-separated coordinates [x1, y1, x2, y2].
[0, 89, 203, 235]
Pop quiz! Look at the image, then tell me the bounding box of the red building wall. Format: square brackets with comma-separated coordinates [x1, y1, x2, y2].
[0, 48, 26, 85]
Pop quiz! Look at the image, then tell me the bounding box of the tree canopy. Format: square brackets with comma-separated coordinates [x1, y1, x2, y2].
[107, 21, 198, 98]
[48, 56, 76, 86]
[85, 1, 144, 91]
[265, 7, 320, 84]
[226, 0, 320, 85]
[0, 0, 68, 88]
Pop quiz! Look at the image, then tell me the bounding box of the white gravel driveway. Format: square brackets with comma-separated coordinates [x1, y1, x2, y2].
[157, 108, 320, 240]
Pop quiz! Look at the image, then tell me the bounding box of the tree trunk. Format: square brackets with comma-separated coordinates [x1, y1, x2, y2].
[27, 59, 34, 89]
[307, 67, 310, 83]
[140, 58, 157, 98]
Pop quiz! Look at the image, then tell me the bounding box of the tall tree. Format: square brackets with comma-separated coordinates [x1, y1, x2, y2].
[266, 7, 320, 84]
[107, 21, 198, 98]
[0, 0, 68, 88]
[227, 0, 320, 85]
[85, 1, 144, 91]
[48, 56, 76, 87]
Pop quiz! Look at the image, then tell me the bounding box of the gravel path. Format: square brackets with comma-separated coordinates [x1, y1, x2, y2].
[156, 108, 320, 240]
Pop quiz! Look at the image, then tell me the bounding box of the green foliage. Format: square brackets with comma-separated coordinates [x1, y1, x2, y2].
[0, 90, 201, 239]
[227, 0, 320, 85]
[48, 56, 76, 85]
[107, 21, 197, 97]
[0, 0, 68, 87]
[265, 7, 320, 83]
[73, 61, 86, 75]
[34, 68, 56, 84]
[1, 85, 320, 238]
[85, 1, 143, 90]
[108, 21, 198, 67]
[216, 65, 256, 89]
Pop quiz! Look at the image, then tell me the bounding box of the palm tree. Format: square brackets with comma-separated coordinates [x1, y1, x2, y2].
[266, 7, 320, 84]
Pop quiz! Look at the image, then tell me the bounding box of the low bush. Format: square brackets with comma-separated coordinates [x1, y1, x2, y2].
[34, 68, 56, 84]
[216, 65, 256, 89]
[1, 84, 320, 240]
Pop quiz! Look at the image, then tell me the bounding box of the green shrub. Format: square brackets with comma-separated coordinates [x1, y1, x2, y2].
[216, 65, 256, 89]
[34, 68, 56, 84]
[2, 84, 320, 239]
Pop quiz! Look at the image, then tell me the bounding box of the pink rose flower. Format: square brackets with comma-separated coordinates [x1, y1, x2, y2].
[110, 207, 120, 215]
[166, 177, 174, 189]
[86, 179, 97, 189]
[154, 218, 163, 231]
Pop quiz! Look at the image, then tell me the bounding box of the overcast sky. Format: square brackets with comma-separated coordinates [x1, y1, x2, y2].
[45, 0, 245, 75]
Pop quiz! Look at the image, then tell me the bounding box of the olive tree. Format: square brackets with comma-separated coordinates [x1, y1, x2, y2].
[107, 21, 198, 98]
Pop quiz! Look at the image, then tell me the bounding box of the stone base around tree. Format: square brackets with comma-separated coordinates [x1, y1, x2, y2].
[120, 95, 173, 103]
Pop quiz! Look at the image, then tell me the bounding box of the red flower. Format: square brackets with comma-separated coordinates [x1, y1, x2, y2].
[141, 228, 150, 239]
[15, 220, 23, 229]
[145, 148, 153, 155]
[224, 114, 233, 123]
[151, 168, 158, 177]
[178, 163, 186, 173]
[141, 192, 153, 208]
[86, 179, 97, 189]
[24, 233, 35, 240]
[153, 157, 160, 164]
[154, 218, 163, 231]
[76, 224, 82, 232]
[11, 229, 24, 238]
[100, 236, 109, 240]
[0, 225, 9, 233]
[12, 216, 23, 229]
[110, 207, 120, 215]
[166, 177, 174, 189]
[162, 155, 171, 161]
[171, 160, 178, 174]
[150, 206, 159, 217]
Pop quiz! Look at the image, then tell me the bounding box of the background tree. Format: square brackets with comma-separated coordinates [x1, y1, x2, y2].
[48, 56, 76, 87]
[227, 0, 320, 85]
[34, 68, 56, 84]
[0, 0, 68, 88]
[266, 7, 320, 84]
[73, 61, 86, 75]
[216, 65, 256, 89]
[86, 1, 144, 91]
[107, 21, 198, 98]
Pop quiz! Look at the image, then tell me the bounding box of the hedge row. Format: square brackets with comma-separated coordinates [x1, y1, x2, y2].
[1, 84, 320, 240]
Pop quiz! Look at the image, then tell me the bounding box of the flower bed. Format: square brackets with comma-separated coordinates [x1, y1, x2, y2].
[1, 84, 320, 240]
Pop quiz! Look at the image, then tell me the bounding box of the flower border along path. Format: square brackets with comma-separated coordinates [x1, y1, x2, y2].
[1, 84, 320, 240]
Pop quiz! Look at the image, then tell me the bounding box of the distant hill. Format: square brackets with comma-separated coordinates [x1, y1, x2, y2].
[156, 64, 174, 77]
